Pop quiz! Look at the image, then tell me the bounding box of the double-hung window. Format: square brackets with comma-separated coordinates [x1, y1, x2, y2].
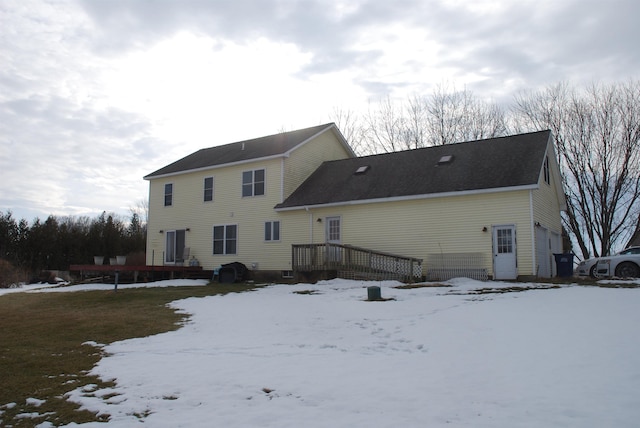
[213, 224, 237, 255]
[264, 221, 280, 242]
[164, 183, 173, 206]
[242, 169, 265, 197]
[204, 177, 214, 202]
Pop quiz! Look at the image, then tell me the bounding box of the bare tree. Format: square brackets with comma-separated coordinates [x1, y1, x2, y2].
[361, 96, 410, 154]
[425, 83, 507, 145]
[404, 94, 428, 149]
[330, 107, 367, 155]
[346, 87, 506, 154]
[513, 80, 640, 258]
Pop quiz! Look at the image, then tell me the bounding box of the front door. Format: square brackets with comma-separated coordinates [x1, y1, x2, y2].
[493, 225, 517, 280]
[325, 216, 341, 263]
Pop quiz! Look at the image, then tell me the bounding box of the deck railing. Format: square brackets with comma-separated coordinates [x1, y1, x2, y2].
[292, 243, 423, 283]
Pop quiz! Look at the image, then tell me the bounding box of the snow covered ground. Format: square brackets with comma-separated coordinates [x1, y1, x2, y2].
[3, 278, 640, 427]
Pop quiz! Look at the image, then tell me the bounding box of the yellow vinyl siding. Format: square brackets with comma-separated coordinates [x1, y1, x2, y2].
[147, 158, 283, 268]
[532, 157, 564, 235]
[146, 128, 352, 270]
[146, 131, 563, 279]
[532, 184, 562, 232]
[295, 190, 534, 276]
[283, 130, 352, 199]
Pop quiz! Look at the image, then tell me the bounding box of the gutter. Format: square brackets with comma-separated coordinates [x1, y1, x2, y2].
[276, 183, 541, 212]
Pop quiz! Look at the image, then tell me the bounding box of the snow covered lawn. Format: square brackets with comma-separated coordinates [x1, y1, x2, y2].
[7, 278, 640, 427]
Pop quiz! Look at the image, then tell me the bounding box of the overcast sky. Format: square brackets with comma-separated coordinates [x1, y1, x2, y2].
[1, 0, 638, 222]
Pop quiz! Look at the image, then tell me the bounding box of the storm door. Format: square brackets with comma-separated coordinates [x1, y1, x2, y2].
[325, 216, 342, 263]
[492, 225, 517, 280]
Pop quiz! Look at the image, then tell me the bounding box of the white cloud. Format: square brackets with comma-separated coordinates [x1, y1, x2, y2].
[1, 0, 639, 221]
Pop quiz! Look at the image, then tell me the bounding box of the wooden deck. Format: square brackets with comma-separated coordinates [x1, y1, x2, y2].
[292, 243, 423, 283]
[69, 264, 207, 282]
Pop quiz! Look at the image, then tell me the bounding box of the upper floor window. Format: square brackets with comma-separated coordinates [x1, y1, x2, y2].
[543, 156, 550, 185]
[204, 177, 214, 202]
[242, 169, 265, 197]
[164, 183, 173, 206]
[264, 221, 280, 242]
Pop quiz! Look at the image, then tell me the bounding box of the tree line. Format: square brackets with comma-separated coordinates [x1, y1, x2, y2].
[0, 210, 146, 280]
[332, 80, 640, 260]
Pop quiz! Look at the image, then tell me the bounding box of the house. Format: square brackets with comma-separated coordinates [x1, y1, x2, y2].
[143, 123, 356, 278]
[144, 124, 566, 281]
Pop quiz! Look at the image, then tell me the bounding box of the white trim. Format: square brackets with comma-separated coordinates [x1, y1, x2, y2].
[283, 123, 356, 159]
[325, 215, 342, 243]
[212, 223, 239, 255]
[164, 182, 174, 207]
[544, 135, 567, 211]
[280, 158, 285, 203]
[144, 124, 355, 181]
[241, 167, 266, 198]
[275, 184, 540, 212]
[203, 176, 214, 203]
[529, 189, 536, 274]
[492, 224, 518, 280]
[145, 154, 285, 180]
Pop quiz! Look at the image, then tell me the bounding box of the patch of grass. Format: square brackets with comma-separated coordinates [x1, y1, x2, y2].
[0, 282, 260, 426]
[292, 289, 320, 295]
[464, 285, 562, 294]
[394, 282, 450, 289]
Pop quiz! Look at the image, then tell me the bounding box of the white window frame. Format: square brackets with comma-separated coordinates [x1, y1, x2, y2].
[264, 220, 280, 242]
[164, 183, 173, 207]
[204, 176, 214, 202]
[213, 224, 238, 255]
[242, 168, 265, 197]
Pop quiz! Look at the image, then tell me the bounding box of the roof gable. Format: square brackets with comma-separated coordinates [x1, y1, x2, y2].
[276, 130, 553, 209]
[144, 123, 349, 179]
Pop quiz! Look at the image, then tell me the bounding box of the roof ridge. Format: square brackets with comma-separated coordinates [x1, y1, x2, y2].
[199, 122, 336, 151]
[144, 122, 339, 179]
[326, 129, 551, 164]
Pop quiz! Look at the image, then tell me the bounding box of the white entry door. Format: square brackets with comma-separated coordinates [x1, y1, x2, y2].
[325, 216, 341, 263]
[493, 225, 517, 280]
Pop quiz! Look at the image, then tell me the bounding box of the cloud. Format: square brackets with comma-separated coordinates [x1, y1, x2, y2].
[1, 0, 638, 221]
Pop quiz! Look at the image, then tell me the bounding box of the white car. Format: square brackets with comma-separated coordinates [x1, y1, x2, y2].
[576, 246, 640, 278]
[595, 247, 640, 278]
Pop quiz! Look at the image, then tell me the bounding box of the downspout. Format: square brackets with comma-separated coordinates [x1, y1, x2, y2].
[529, 189, 536, 276]
[280, 158, 285, 203]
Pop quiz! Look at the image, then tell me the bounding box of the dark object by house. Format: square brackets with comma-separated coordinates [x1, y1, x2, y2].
[218, 262, 249, 283]
[554, 253, 574, 277]
[367, 286, 382, 301]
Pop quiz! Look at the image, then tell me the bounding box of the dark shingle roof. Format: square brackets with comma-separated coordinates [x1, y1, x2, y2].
[275, 130, 552, 210]
[145, 123, 344, 179]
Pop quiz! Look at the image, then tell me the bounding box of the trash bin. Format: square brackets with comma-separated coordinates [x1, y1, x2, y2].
[367, 286, 381, 301]
[554, 253, 574, 277]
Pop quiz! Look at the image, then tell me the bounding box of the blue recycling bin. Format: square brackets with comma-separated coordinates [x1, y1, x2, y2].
[554, 253, 574, 277]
